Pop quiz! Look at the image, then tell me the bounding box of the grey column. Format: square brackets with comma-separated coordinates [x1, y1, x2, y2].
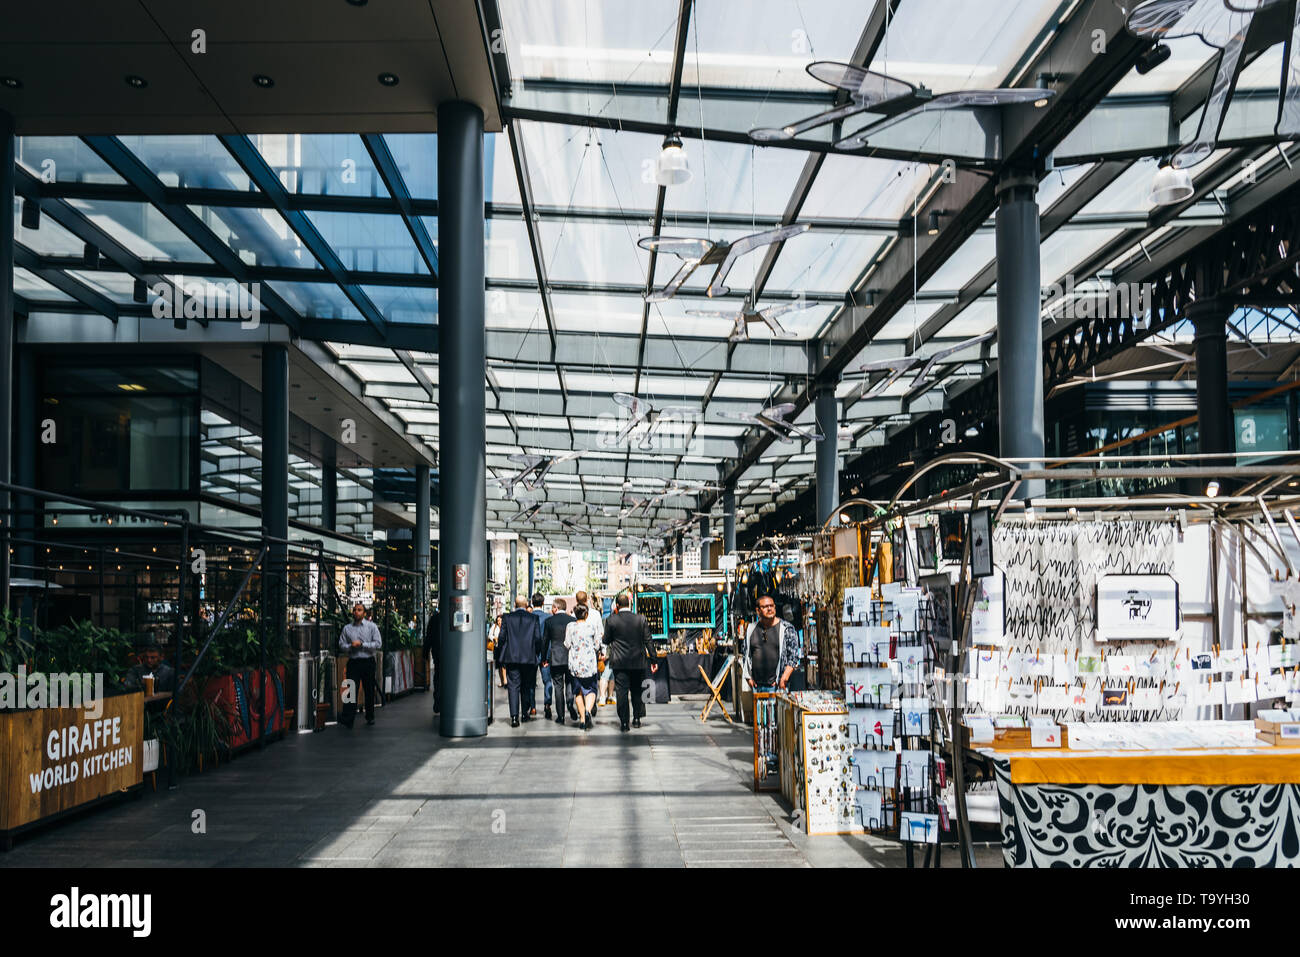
[414, 463, 431, 629]
[509, 537, 518, 599]
[699, 516, 710, 570]
[437, 100, 487, 737]
[723, 485, 737, 554]
[321, 439, 337, 532]
[1189, 299, 1234, 462]
[0, 113, 13, 607]
[814, 381, 839, 524]
[261, 344, 288, 641]
[995, 174, 1044, 499]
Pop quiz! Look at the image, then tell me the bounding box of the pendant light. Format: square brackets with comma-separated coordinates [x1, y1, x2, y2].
[655, 133, 692, 186]
[1149, 161, 1193, 206]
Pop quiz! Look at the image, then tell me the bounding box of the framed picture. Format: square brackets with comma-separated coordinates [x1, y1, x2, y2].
[915, 526, 938, 570]
[939, 512, 965, 562]
[1095, 573, 1180, 642]
[970, 568, 1006, 647]
[969, 508, 993, 579]
[919, 573, 953, 645]
[890, 526, 908, 583]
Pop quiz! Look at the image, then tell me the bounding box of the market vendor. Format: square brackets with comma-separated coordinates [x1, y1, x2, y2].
[741, 595, 801, 691]
[122, 641, 176, 694]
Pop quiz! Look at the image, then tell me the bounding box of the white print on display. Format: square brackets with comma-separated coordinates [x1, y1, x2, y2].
[970, 570, 1005, 647]
[1095, 574, 1180, 642]
[842, 587, 873, 624]
[900, 811, 940, 843]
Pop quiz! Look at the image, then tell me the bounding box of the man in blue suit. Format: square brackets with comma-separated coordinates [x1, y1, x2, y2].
[498, 595, 543, 727]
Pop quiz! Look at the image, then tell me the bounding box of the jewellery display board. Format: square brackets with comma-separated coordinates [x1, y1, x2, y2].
[634, 591, 667, 639]
[752, 692, 781, 792]
[778, 692, 858, 835]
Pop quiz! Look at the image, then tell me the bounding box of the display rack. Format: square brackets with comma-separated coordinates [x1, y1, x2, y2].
[752, 691, 781, 792]
[779, 691, 858, 835]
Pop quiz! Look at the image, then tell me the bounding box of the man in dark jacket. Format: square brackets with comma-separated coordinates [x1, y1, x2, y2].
[602, 591, 660, 732]
[543, 598, 577, 725]
[498, 595, 542, 727]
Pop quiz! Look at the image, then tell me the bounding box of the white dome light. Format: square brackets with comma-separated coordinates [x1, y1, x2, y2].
[655, 133, 692, 186]
[1149, 162, 1193, 206]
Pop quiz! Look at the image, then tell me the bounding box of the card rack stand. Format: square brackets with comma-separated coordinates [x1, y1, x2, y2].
[752, 691, 781, 792]
[846, 593, 948, 864]
[847, 597, 892, 831]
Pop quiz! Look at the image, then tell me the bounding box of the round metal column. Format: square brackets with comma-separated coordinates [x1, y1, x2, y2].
[994, 175, 1044, 499]
[437, 101, 488, 737]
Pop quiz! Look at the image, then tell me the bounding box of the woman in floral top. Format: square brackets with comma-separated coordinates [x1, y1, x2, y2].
[564, 604, 603, 730]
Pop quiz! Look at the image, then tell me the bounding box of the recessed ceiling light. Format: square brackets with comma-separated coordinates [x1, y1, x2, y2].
[124, 75, 148, 89]
[378, 73, 399, 87]
[253, 74, 274, 89]
[346, 0, 367, 5]
[1, 77, 21, 90]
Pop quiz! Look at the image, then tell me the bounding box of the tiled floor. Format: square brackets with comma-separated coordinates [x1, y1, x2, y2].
[1, 685, 1003, 867]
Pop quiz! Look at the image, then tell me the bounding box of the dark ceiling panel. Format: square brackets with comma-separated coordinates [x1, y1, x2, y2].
[0, 0, 500, 133]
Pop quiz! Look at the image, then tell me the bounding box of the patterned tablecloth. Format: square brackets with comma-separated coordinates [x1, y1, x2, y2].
[986, 749, 1300, 867]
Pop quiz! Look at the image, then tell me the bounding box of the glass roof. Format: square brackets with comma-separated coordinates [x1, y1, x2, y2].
[12, 0, 1299, 547]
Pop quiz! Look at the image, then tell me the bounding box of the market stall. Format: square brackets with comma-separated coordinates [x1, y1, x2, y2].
[633, 577, 730, 701]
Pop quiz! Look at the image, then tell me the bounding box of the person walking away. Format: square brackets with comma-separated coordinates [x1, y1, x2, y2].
[741, 595, 802, 691]
[602, 592, 659, 732]
[543, 597, 577, 724]
[499, 595, 542, 727]
[490, 613, 507, 688]
[564, 604, 602, 730]
[530, 593, 551, 718]
[575, 590, 606, 708]
[339, 602, 383, 728]
[423, 602, 441, 713]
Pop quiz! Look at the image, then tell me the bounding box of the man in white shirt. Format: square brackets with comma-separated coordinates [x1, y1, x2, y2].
[338, 602, 383, 728]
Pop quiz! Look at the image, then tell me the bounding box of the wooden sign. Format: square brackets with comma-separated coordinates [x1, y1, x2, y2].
[0, 691, 143, 832]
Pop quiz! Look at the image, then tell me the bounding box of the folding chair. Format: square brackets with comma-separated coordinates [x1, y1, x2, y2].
[698, 654, 735, 723]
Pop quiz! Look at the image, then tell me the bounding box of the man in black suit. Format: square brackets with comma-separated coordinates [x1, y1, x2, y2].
[498, 595, 542, 727]
[602, 591, 660, 732]
[542, 598, 578, 725]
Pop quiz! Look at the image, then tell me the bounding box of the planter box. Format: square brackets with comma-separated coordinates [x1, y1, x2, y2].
[199, 665, 288, 753]
[0, 691, 144, 836]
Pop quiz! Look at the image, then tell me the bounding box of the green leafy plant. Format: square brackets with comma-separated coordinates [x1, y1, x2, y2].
[32, 620, 136, 686]
[145, 687, 231, 774]
[0, 607, 35, 674]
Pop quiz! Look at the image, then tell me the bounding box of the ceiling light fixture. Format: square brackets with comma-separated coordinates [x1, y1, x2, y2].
[1, 77, 21, 89]
[124, 75, 147, 89]
[253, 74, 275, 89]
[1135, 42, 1172, 75]
[377, 73, 399, 87]
[654, 133, 692, 186]
[1205, 480, 1220, 498]
[1150, 160, 1193, 206]
[21, 199, 40, 230]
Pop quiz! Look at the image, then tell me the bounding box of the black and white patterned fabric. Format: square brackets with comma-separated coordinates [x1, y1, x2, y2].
[991, 758, 1300, 867]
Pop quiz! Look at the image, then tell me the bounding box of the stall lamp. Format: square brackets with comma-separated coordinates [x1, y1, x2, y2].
[654, 133, 692, 186]
[1205, 480, 1220, 498]
[717, 582, 724, 591]
[1150, 161, 1194, 206]
[838, 511, 852, 524]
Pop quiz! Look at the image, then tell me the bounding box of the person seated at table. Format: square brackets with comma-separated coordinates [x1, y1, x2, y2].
[123, 641, 176, 694]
